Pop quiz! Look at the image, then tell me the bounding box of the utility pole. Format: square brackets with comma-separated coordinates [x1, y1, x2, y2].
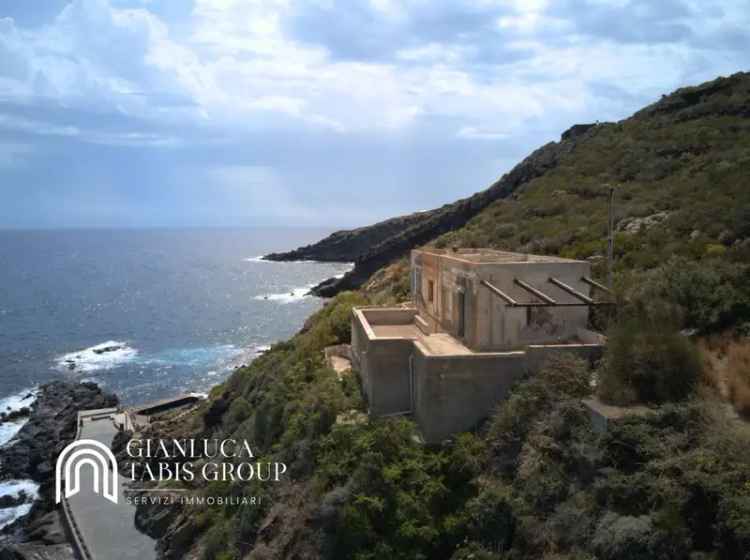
[607, 186, 615, 289]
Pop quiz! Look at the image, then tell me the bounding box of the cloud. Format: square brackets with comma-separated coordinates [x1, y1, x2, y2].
[0, 0, 748, 227]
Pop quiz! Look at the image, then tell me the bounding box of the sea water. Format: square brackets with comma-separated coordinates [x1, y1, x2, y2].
[0, 228, 351, 406]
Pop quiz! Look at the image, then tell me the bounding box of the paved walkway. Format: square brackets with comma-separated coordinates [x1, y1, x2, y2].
[65, 415, 156, 560]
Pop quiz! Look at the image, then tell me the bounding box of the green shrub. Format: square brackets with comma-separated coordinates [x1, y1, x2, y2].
[597, 307, 702, 405]
[225, 396, 251, 431]
[487, 353, 591, 475]
[629, 257, 750, 333]
[463, 484, 516, 552]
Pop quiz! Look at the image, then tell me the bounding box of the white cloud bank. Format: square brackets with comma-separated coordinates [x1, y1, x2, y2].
[0, 0, 747, 226]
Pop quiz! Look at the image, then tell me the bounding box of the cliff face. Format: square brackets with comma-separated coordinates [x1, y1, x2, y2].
[264, 211, 435, 263]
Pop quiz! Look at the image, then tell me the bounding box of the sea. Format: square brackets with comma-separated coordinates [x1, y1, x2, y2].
[0, 227, 351, 448]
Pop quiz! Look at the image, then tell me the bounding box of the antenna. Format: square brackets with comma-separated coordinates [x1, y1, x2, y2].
[607, 186, 615, 289]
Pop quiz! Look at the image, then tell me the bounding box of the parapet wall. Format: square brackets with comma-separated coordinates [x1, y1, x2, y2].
[413, 344, 526, 443]
[359, 306, 417, 326]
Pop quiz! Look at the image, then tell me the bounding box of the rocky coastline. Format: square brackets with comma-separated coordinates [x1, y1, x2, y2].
[0, 381, 118, 559]
[264, 121, 601, 297]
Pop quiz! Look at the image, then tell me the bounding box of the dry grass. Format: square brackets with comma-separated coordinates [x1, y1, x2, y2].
[700, 334, 750, 418]
[727, 341, 750, 417]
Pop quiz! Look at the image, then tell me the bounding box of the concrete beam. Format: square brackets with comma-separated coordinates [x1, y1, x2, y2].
[481, 280, 518, 306]
[549, 276, 594, 304]
[581, 275, 613, 295]
[514, 278, 557, 304]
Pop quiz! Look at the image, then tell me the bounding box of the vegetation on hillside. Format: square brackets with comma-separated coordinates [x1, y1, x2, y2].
[152, 73, 750, 560]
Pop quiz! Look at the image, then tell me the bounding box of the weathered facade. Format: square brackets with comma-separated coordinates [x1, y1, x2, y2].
[351, 249, 607, 443]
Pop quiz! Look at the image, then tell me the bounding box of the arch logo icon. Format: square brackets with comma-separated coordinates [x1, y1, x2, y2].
[55, 439, 119, 505]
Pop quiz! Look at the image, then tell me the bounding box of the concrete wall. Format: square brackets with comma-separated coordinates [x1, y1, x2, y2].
[365, 338, 414, 415]
[477, 261, 592, 351]
[361, 307, 417, 326]
[412, 344, 526, 443]
[351, 308, 414, 416]
[412, 251, 478, 342]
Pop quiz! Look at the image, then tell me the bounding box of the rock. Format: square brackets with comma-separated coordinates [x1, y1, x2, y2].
[617, 211, 669, 234]
[92, 344, 123, 355]
[0, 543, 75, 560]
[156, 516, 197, 560]
[135, 496, 181, 538]
[0, 381, 117, 546]
[690, 229, 701, 240]
[561, 123, 596, 141]
[718, 229, 734, 244]
[24, 512, 67, 545]
[0, 492, 26, 509]
[0, 408, 30, 423]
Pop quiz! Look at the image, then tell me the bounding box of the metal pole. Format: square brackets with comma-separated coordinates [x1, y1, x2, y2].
[607, 186, 615, 289]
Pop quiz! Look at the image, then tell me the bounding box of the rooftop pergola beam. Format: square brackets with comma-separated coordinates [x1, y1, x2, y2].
[514, 278, 557, 304]
[549, 276, 594, 304]
[581, 276, 613, 295]
[481, 280, 518, 306]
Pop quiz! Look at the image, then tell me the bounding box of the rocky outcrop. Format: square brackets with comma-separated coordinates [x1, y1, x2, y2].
[635, 71, 750, 121]
[0, 543, 75, 560]
[264, 211, 434, 263]
[0, 382, 117, 549]
[617, 211, 670, 234]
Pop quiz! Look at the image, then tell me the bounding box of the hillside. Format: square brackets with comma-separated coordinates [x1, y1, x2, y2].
[139, 72, 750, 560]
[273, 71, 750, 297]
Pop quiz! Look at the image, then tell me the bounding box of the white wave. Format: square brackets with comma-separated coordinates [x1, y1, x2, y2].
[332, 262, 355, 279]
[0, 389, 38, 448]
[55, 340, 138, 373]
[244, 256, 321, 264]
[254, 286, 313, 304]
[0, 479, 39, 530]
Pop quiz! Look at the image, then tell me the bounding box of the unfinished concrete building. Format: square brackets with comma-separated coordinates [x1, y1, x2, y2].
[351, 248, 608, 443]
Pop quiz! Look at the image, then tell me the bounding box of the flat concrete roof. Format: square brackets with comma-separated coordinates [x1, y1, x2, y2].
[370, 323, 473, 356]
[414, 248, 582, 265]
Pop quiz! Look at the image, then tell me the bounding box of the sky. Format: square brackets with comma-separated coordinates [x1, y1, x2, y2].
[0, 0, 747, 229]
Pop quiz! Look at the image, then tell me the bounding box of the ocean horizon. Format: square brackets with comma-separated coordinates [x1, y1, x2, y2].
[0, 227, 350, 421]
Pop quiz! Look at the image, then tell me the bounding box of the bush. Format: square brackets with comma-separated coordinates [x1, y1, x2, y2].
[487, 353, 591, 475]
[463, 484, 516, 553]
[225, 396, 251, 431]
[629, 257, 750, 333]
[598, 307, 702, 405]
[592, 512, 690, 560]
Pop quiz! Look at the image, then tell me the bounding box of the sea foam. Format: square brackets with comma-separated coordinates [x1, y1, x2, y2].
[55, 340, 138, 373]
[0, 389, 38, 448]
[254, 286, 313, 304]
[0, 479, 39, 530]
